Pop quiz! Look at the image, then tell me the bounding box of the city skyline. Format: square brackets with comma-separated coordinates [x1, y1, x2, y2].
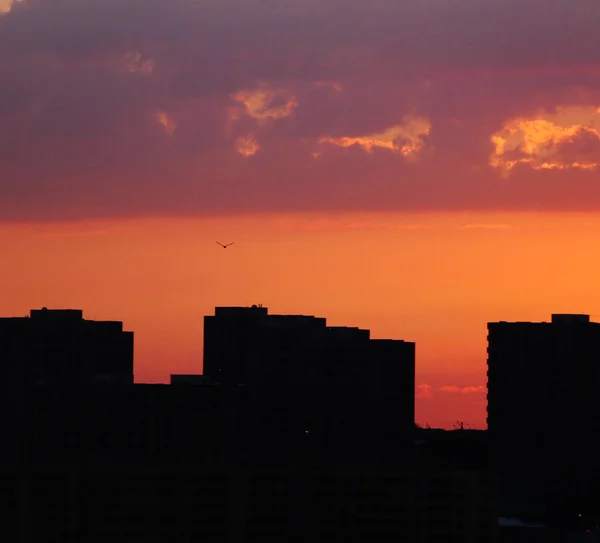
[3, 303, 599, 537]
[9, 213, 600, 429]
[2, 0, 600, 430]
[4, 302, 597, 430]
[3, 1, 599, 539]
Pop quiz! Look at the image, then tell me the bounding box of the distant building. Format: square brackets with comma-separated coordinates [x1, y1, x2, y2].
[487, 314, 600, 518]
[0, 308, 134, 386]
[203, 305, 415, 464]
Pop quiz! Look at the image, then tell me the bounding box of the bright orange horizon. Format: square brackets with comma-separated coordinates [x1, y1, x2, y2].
[4, 211, 600, 429]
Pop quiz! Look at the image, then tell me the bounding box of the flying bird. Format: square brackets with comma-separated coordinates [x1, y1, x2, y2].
[216, 242, 234, 249]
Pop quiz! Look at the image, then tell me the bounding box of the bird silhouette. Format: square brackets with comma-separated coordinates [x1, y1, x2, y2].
[216, 242, 234, 249]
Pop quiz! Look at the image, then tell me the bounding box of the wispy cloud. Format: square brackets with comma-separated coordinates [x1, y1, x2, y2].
[458, 224, 511, 230]
[155, 111, 177, 136]
[318, 116, 431, 159]
[42, 230, 112, 239]
[123, 51, 155, 76]
[416, 383, 433, 399]
[313, 81, 343, 93]
[37, 223, 115, 238]
[278, 218, 428, 232]
[439, 385, 485, 394]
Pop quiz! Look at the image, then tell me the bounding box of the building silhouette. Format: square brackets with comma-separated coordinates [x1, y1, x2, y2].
[0, 308, 134, 386]
[487, 313, 600, 526]
[0, 305, 505, 542]
[0, 308, 134, 466]
[17, 382, 248, 466]
[4, 305, 416, 469]
[203, 305, 416, 465]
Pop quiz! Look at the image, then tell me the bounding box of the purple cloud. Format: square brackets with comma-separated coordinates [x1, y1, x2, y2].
[1, 0, 600, 221]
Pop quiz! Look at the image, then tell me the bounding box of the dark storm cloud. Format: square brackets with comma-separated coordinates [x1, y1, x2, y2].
[1, 0, 600, 221]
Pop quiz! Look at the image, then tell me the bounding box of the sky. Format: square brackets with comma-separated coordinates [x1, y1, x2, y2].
[2, 0, 600, 428]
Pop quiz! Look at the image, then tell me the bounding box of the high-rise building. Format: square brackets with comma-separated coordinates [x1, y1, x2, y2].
[203, 305, 415, 464]
[0, 308, 134, 386]
[487, 313, 600, 515]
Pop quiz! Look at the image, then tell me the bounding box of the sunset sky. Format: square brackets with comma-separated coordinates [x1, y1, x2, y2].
[2, 0, 600, 428]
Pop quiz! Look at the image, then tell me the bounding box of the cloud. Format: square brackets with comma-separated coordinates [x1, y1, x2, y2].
[235, 134, 260, 157]
[2, 0, 600, 221]
[314, 81, 343, 93]
[0, 0, 20, 14]
[439, 385, 485, 394]
[24, 221, 117, 238]
[458, 224, 511, 230]
[124, 51, 155, 76]
[461, 386, 485, 394]
[229, 83, 298, 123]
[41, 229, 112, 239]
[490, 106, 600, 175]
[438, 385, 460, 393]
[155, 111, 177, 136]
[278, 218, 427, 232]
[318, 116, 431, 158]
[416, 383, 433, 400]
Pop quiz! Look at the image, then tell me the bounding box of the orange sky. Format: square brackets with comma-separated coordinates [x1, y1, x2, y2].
[3, 210, 600, 429]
